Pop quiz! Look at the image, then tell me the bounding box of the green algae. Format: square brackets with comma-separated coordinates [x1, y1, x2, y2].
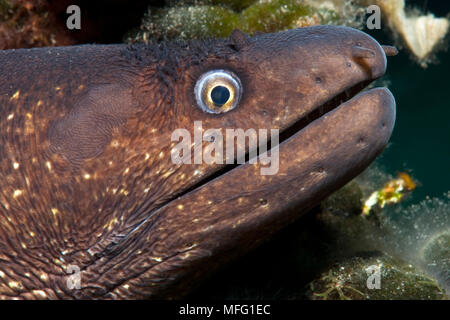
[135, 5, 239, 41]
[127, 0, 335, 42]
[167, 0, 258, 12]
[239, 0, 313, 34]
[211, 0, 257, 11]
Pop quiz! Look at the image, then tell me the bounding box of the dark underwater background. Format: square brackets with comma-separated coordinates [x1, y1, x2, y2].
[370, 11, 450, 202]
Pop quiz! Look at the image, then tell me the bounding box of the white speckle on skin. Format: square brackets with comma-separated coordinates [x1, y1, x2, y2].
[51, 208, 60, 216]
[10, 90, 20, 101]
[33, 290, 47, 298]
[8, 281, 22, 289]
[13, 189, 23, 198]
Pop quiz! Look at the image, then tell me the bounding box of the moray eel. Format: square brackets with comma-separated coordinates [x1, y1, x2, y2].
[0, 26, 396, 299]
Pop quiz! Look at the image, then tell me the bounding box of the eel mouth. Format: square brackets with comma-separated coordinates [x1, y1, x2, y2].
[176, 78, 378, 198]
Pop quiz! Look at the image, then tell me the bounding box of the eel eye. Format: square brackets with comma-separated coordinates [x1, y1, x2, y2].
[194, 69, 242, 114]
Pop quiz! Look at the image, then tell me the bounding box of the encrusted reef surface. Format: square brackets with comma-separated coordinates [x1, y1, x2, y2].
[126, 0, 365, 42]
[126, 0, 449, 66]
[1, 0, 448, 65]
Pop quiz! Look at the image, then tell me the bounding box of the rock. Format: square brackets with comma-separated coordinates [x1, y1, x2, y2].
[309, 253, 446, 300]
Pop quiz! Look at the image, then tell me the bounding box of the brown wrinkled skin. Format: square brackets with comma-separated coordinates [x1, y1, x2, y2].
[0, 26, 395, 299]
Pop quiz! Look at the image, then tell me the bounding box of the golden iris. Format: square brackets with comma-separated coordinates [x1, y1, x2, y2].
[195, 70, 242, 114]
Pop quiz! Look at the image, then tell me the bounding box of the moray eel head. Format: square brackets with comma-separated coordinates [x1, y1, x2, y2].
[109, 25, 395, 298]
[0, 26, 395, 299]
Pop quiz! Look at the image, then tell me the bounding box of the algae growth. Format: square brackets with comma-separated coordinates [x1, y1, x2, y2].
[310, 254, 445, 300]
[127, 0, 346, 42]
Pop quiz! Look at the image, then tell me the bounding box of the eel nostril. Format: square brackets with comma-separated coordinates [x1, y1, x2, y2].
[381, 45, 399, 56]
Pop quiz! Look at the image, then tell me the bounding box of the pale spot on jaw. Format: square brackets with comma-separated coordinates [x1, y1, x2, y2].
[33, 290, 47, 298]
[8, 281, 23, 289]
[10, 90, 20, 101]
[13, 189, 23, 198]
